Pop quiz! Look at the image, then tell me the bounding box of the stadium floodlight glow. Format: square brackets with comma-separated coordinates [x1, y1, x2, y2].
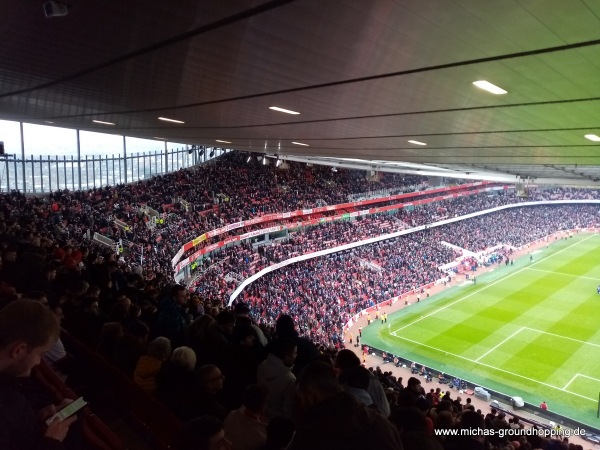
[584, 134, 600, 142]
[472, 80, 507, 95]
[92, 119, 115, 126]
[292, 141, 309, 146]
[216, 140, 231, 144]
[407, 140, 427, 146]
[158, 116, 185, 124]
[269, 106, 300, 115]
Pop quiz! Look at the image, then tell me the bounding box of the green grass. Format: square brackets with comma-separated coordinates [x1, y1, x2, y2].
[362, 233, 600, 427]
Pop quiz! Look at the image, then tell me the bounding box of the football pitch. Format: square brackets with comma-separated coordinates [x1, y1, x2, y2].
[362, 233, 600, 427]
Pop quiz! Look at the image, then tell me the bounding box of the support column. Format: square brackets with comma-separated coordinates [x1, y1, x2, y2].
[164, 141, 168, 173]
[19, 122, 26, 192]
[77, 130, 82, 190]
[123, 136, 128, 184]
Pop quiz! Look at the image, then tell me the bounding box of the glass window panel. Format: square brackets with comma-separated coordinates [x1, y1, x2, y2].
[80, 130, 122, 157]
[166, 142, 186, 151]
[125, 136, 164, 154]
[22, 123, 77, 156]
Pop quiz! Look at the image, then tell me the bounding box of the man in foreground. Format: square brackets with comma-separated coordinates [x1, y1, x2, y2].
[0, 300, 78, 449]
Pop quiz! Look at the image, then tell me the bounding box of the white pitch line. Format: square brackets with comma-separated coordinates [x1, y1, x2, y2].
[475, 327, 524, 362]
[390, 333, 597, 402]
[576, 374, 600, 383]
[390, 234, 596, 336]
[563, 373, 600, 391]
[563, 373, 579, 390]
[525, 267, 600, 281]
[384, 236, 599, 402]
[523, 327, 600, 349]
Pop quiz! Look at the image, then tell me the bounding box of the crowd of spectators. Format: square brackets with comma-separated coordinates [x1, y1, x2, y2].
[0, 153, 430, 280]
[187, 191, 519, 302]
[236, 204, 600, 346]
[433, 205, 600, 252]
[243, 233, 460, 347]
[188, 190, 598, 305]
[0, 153, 598, 449]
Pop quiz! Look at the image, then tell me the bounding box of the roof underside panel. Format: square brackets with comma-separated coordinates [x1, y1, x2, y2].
[0, 0, 599, 184]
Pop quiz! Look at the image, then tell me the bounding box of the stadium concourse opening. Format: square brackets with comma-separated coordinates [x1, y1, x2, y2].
[1, 152, 600, 449]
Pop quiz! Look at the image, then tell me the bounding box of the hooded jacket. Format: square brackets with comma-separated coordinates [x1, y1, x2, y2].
[256, 353, 296, 419]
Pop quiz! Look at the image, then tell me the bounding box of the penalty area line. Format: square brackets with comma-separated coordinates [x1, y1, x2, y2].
[387, 333, 597, 403]
[475, 327, 524, 363]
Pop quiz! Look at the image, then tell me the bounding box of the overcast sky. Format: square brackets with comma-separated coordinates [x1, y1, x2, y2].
[0, 119, 187, 157]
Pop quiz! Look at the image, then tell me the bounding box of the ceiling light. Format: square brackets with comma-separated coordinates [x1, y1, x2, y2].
[472, 80, 507, 95]
[292, 141, 309, 146]
[269, 106, 300, 115]
[93, 120, 115, 126]
[584, 134, 600, 142]
[158, 116, 185, 124]
[407, 140, 427, 146]
[216, 140, 232, 144]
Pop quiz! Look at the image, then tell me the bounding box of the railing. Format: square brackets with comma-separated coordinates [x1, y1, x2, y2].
[174, 183, 504, 274]
[346, 184, 426, 202]
[173, 181, 497, 270]
[0, 147, 200, 193]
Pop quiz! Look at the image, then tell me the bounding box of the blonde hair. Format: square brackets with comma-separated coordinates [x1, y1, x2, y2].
[170, 346, 196, 371]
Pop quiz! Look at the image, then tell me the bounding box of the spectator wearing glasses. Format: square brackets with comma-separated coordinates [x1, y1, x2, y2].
[195, 364, 229, 421]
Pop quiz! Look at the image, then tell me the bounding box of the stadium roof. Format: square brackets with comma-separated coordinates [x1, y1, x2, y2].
[1, 0, 600, 185]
